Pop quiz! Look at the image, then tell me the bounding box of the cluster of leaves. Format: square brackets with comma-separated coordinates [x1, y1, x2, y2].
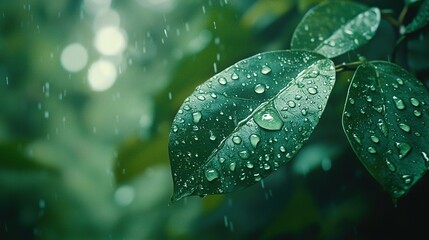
[169, 0, 429, 202]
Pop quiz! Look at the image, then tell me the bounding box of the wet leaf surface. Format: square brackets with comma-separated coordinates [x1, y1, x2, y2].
[405, 0, 429, 34]
[169, 50, 335, 201]
[291, 1, 380, 58]
[342, 61, 429, 199]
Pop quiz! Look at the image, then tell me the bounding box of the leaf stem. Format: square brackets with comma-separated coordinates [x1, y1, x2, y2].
[335, 60, 364, 72]
[381, 10, 400, 27]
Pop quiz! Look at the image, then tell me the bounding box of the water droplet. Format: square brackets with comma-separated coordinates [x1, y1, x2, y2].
[218, 77, 227, 85]
[349, 98, 355, 104]
[246, 161, 254, 169]
[402, 175, 413, 185]
[395, 142, 411, 159]
[413, 109, 422, 117]
[396, 78, 404, 85]
[231, 73, 239, 80]
[232, 136, 242, 144]
[205, 168, 219, 181]
[209, 135, 216, 141]
[192, 125, 199, 131]
[301, 109, 307, 116]
[239, 150, 250, 159]
[219, 157, 225, 163]
[366, 96, 372, 102]
[261, 65, 272, 75]
[197, 95, 206, 101]
[279, 146, 286, 153]
[263, 163, 270, 170]
[352, 133, 361, 144]
[254, 84, 266, 94]
[398, 123, 411, 133]
[253, 107, 284, 131]
[370, 135, 379, 143]
[393, 96, 405, 110]
[386, 159, 396, 172]
[172, 124, 179, 133]
[211, 93, 217, 98]
[367, 147, 377, 154]
[287, 100, 296, 108]
[410, 98, 420, 107]
[249, 134, 260, 148]
[229, 162, 236, 171]
[192, 112, 202, 124]
[327, 40, 336, 47]
[295, 95, 302, 100]
[307, 87, 318, 95]
[183, 105, 191, 111]
[378, 119, 388, 137]
[309, 70, 319, 78]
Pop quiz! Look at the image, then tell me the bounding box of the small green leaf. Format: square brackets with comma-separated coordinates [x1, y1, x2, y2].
[405, 0, 429, 34]
[169, 50, 335, 201]
[342, 61, 429, 200]
[291, 1, 380, 58]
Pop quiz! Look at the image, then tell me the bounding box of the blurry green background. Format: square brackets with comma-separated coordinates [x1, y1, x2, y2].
[1, 0, 429, 239]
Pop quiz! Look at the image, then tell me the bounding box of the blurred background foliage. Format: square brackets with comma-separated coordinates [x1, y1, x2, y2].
[1, 0, 429, 239]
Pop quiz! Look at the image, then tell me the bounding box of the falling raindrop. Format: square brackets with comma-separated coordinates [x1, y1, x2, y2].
[192, 112, 202, 124]
[249, 134, 260, 148]
[395, 142, 412, 159]
[254, 84, 266, 94]
[392, 96, 405, 110]
[205, 168, 219, 181]
[261, 65, 272, 75]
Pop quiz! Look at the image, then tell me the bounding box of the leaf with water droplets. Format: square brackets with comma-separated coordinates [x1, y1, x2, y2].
[169, 50, 336, 201]
[291, 1, 380, 58]
[405, 0, 429, 34]
[342, 61, 429, 200]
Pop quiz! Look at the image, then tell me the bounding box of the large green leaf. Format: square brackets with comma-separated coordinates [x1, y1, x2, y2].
[291, 1, 380, 59]
[342, 61, 429, 199]
[169, 50, 335, 201]
[405, 0, 429, 34]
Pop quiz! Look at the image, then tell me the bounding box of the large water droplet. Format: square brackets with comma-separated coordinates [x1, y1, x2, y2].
[205, 168, 219, 181]
[232, 136, 242, 144]
[386, 159, 396, 172]
[395, 142, 411, 159]
[218, 77, 227, 85]
[246, 161, 254, 169]
[253, 107, 284, 131]
[367, 146, 377, 154]
[287, 100, 296, 108]
[229, 162, 236, 171]
[398, 123, 411, 133]
[249, 134, 260, 148]
[254, 84, 266, 94]
[410, 97, 420, 107]
[192, 112, 202, 124]
[370, 135, 379, 143]
[393, 96, 405, 110]
[261, 65, 272, 75]
[239, 150, 250, 159]
[307, 87, 318, 95]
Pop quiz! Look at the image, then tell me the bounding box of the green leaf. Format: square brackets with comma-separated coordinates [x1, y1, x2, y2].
[405, 0, 429, 34]
[342, 61, 429, 200]
[291, 1, 381, 58]
[169, 50, 335, 201]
